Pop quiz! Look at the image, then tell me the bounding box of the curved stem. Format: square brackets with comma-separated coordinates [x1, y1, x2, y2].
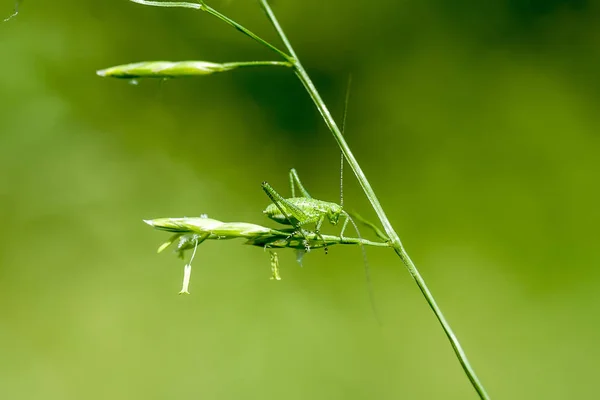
[202, 3, 293, 62]
[258, 0, 490, 398]
[129, 0, 293, 61]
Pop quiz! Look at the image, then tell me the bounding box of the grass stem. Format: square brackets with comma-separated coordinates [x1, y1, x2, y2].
[258, 1, 490, 398]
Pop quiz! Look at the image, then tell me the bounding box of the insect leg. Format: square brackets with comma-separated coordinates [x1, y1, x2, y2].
[287, 170, 330, 252]
[314, 215, 329, 254]
[339, 212, 350, 240]
[289, 168, 312, 199]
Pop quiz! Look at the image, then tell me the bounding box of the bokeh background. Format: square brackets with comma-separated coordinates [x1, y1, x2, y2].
[1, 0, 599, 398]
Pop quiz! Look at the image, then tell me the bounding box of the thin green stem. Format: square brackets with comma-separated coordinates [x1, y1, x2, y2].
[258, 0, 490, 398]
[201, 4, 292, 62]
[221, 61, 292, 69]
[130, 0, 293, 62]
[272, 231, 391, 248]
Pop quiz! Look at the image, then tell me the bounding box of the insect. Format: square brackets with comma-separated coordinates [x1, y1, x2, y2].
[262, 168, 358, 253]
[262, 77, 381, 320]
[262, 167, 381, 321]
[261, 77, 361, 254]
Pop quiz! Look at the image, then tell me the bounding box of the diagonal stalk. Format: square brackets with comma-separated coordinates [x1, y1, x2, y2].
[258, 0, 490, 398]
[129, 0, 490, 397]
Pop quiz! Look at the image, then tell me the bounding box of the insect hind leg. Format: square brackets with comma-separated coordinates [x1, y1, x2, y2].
[339, 212, 351, 240]
[289, 168, 312, 199]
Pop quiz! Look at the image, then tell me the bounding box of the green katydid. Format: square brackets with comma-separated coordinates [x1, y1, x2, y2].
[262, 167, 382, 321]
[261, 168, 355, 253]
[261, 76, 373, 254]
[260, 77, 382, 320]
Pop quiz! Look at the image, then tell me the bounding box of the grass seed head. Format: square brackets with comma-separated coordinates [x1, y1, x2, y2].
[97, 61, 234, 79]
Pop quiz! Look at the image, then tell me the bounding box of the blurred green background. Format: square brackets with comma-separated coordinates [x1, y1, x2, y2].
[1, 0, 599, 398]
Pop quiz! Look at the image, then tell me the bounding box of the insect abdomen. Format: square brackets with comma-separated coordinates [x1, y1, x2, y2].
[264, 198, 340, 226]
[263, 203, 296, 225]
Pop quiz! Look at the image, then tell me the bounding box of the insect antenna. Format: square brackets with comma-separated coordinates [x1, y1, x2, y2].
[345, 213, 381, 324]
[339, 74, 352, 208]
[337, 76, 379, 321]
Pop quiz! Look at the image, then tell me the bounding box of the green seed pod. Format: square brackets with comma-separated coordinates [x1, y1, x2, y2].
[145, 218, 273, 238]
[145, 217, 227, 234]
[97, 61, 234, 79]
[97, 60, 292, 79]
[208, 222, 273, 238]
